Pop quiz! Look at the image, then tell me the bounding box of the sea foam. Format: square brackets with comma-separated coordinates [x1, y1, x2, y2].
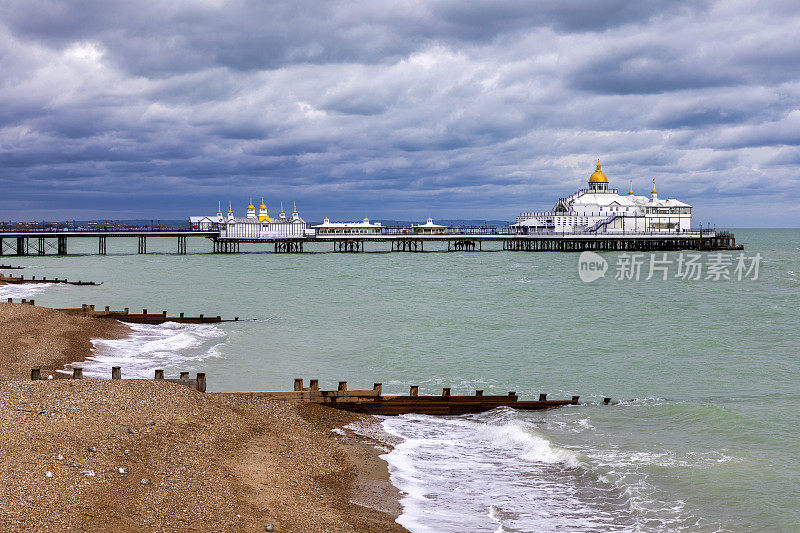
[76, 321, 227, 378]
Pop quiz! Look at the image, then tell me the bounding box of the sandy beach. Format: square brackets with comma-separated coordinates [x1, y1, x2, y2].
[0, 303, 405, 532]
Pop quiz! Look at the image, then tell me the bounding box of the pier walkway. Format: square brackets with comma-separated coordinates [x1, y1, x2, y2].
[0, 229, 740, 255]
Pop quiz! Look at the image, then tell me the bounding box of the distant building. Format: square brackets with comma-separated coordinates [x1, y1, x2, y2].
[412, 218, 446, 234]
[191, 200, 308, 238]
[513, 161, 692, 234]
[312, 217, 383, 234]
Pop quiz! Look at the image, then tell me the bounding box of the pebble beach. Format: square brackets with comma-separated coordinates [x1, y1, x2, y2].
[0, 303, 404, 532]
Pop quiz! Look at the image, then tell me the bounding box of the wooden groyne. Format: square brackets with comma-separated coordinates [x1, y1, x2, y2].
[0, 273, 98, 285]
[57, 304, 243, 324]
[26, 371, 611, 415]
[230, 379, 600, 415]
[30, 367, 206, 392]
[0, 265, 23, 269]
[2, 300, 244, 324]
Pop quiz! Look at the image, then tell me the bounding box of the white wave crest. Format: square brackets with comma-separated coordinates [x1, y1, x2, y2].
[75, 321, 227, 378]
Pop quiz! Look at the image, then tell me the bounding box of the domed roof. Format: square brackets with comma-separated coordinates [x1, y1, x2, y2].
[259, 197, 267, 209]
[589, 161, 608, 183]
[247, 203, 255, 209]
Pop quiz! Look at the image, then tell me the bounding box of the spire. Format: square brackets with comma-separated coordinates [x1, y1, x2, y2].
[217, 201, 222, 215]
[628, 180, 634, 195]
[651, 177, 658, 194]
[293, 200, 297, 213]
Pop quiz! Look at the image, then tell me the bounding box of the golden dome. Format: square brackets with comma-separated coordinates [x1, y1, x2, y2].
[651, 187, 658, 194]
[247, 203, 255, 209]
[589, 161, 608, 183]
[259, 203, 267, 209]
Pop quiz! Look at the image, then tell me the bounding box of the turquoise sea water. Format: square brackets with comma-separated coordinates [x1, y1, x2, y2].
[3, 229, 798, 531]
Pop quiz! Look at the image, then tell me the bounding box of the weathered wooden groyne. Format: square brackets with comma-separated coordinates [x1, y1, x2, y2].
[0, 273, 98, 285]
[27, 371, 609, 415]
[0, 265, 23, 269]
[3, 299, 243, 324]
[30, 366, 206, 392]
[228, 379, 604, 415]
[57, 304, 243, 324]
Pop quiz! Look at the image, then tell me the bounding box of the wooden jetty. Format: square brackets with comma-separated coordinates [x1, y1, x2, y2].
[0, 273, 98, 285]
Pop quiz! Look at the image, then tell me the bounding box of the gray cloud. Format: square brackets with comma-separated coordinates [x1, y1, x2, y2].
[0, 0, 798, 225]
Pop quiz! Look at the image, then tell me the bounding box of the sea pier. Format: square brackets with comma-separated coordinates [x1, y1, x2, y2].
[0, 229, 741, 255]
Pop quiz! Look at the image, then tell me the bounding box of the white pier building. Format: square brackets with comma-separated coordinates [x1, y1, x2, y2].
[513, 162, 692, 234]
[312, 217, 383, 235]
[191, 200, 308, 238]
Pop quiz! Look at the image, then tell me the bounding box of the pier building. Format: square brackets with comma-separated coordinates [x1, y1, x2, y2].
[212, 201, 308, 239]
[312, 217, 383, 235]
[412, 218, 446, 234]
[514, 162, 692, 234]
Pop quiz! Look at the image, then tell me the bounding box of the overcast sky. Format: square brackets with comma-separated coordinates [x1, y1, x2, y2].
[1, 0, 799, 225]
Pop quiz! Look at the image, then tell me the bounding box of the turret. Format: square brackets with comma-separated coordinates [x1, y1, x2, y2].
[292, 201, 299, 221]
[279, 202, 286, 219]
[227, 201, 234, 221]
[258, 197, 269, 222]
[246, 199, 256, 219]
[588, 160, 609, 192]
[651, 178, 658, 201]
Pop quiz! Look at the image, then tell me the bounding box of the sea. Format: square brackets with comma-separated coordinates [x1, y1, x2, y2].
[2, 228, 798, 532]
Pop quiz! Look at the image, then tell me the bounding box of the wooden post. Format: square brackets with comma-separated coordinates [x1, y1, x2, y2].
[124, 308, 129, 314]
[142, 309, 147, 315]
[475, 390, 483, 396]
[6, 298, 11, 303]
[179, 371, 189, 380]
[29, 300, 34, 305]
[179, 312, 184, 318]
[373, 383, 382, 396]
[508, 391, 516, 397]
[31, 368, 41, 380]
[154, 369, 164, 380]
[571, 395, 580, 404]
[539, 393, 547, 401]
[294, 378, 303, 391]
[162, 311, 167, 317]
[73, 368, 83, 379]
[111, 366, 121, 380]
[21, 299, 26, 303]
[309, 379, 319, 391]
[338, 381, 347, 391]
[442, 387, 451, 397]
[410, 385, 419, 397]
[105, 306, 110, 311]
[603, 397, 611, 405]
[196, 373, 206, 393]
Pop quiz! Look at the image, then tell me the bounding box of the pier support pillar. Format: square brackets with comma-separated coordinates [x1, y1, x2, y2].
[15, 237, 25, 256]
[98, 236, 107, 255]
[177, 235, 187, 254]
[138, 236, 146, 254]
[57, 236, 67, 255]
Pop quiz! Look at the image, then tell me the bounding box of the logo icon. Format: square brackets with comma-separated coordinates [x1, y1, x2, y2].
[578, 251, 607, 282]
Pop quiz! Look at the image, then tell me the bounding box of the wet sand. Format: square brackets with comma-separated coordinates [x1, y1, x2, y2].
[0, 303, 405, 532]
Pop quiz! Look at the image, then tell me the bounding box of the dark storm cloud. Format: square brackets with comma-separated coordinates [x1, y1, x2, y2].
[0, 0, 799, 224]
